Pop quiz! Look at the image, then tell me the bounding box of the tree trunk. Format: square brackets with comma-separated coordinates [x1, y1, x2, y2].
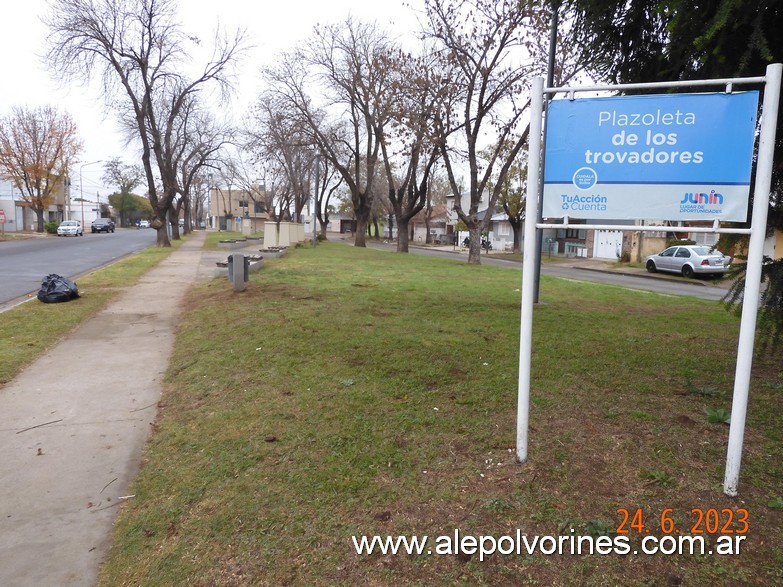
[397, 218, 410, 252]
[36, 209, 45, 233]
[424, 213, 432, 244]
[169, 215, 180, 240]
[373, 217, 380, 240]
[153, 210, 171, 247]
[354, 214, 368, 247]
[387, 213, 394, 239]
[467, 224, 482, 264]
[512, 223, 522, 253]
[319, 215, 329, 238]
[510, 218, 522, 253]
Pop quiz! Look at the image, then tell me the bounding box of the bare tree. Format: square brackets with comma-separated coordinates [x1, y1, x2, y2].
[264, 19, 396, 247]
[375, 50, 444, 252]
[45, 0, 245, 246]
[0, 106, 82, 232]
[312, 155, 344, 238]
[424, 0, 547, 263]
[171, 102, 231, 237]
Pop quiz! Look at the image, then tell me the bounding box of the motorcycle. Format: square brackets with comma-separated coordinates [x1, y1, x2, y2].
[462, 236, 493, 251]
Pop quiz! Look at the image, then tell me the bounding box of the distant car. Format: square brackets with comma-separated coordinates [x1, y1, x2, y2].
[57, 220, 83, 237]
[138, 220, 150, 229]
[91, 218, 115, 233]
[645, 245, 731, 278]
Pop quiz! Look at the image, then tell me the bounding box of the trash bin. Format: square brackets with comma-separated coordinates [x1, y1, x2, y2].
[227, 254, 249, 282]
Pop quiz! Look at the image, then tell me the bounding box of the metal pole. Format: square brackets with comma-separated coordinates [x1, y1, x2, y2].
[723, 63, 781, 496]
[312, 154, 320, 247]
[517, 77, 544, 463]
[532, 0, 560, 303]
[79, 160, 101, 230]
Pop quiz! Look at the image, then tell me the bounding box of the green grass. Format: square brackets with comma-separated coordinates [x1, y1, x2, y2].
[0, 240, 181, 385]
[88, 242, 782, 586]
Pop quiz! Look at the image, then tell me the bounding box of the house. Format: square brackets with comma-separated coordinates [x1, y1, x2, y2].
[409, 204, 452, 243]
[209, 184, 269, 233]
[0, 176, 76, 231]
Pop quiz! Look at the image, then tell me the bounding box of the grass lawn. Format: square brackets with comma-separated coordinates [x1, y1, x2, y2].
[99, 242, 782, 586]
[0, 241, 180, 385]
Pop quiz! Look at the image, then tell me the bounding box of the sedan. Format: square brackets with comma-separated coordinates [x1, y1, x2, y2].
[91, 217, 116, 233]
[57, 220, 83, 237]
[645, 244, 731, 278]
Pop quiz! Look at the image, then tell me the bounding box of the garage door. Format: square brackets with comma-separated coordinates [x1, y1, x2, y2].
[593, 230, 624, 260]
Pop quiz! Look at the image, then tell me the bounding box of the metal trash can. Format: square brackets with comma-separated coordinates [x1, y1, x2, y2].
[227, 254, 249, 282]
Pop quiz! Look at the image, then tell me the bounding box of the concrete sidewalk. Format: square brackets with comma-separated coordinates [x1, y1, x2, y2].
[0, 231, 211, 587]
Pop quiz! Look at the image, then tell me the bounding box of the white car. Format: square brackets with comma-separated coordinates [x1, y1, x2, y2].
[645, 245, 731, 278]
[57, 220, 83, 237]
[138, 220, 150, 229]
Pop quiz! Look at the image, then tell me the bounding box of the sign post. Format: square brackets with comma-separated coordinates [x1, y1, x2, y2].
[0, 209, 5, 235]
[517, 64, 781, 497]
[724, 63, 781, 496]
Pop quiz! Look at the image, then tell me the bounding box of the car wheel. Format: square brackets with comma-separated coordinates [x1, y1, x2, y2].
[682, 265, 694, 278]
[646, 260, 657, 273]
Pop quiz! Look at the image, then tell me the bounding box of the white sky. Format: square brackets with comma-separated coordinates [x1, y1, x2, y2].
[0, 0, 425, 196]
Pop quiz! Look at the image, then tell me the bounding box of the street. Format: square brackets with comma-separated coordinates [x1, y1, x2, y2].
[0, 229, 157, 308]
[354, 240, 733, 302]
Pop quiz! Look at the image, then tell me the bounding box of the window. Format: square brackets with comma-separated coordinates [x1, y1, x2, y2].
[660, 247, 676, 257]
[675, 248, 690, 258]
[254, 201, 265, 213]
[498, 223, 510, 236]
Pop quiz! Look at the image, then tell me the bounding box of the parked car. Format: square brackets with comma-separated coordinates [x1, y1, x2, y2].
[138, 219, 150, 229]
[57, 220, 83, 237]
[645, 245, 731, 278]
[91, 218, 115, 233]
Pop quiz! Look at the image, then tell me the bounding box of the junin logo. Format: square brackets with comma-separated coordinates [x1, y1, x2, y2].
[679, 190, 723, 205]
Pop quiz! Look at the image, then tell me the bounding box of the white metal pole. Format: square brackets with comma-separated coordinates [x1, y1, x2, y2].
[517, 77, 545, 463]
[723, 63, 782, 496]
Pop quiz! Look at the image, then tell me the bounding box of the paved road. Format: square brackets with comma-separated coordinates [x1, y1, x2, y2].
[354, 240, 732, 301]
[0, 229, 157, 307]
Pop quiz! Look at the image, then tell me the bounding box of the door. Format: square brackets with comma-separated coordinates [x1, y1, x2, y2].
[593, 230, 624, 260]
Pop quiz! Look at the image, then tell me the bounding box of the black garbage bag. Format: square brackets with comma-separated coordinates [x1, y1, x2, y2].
[37, 274, 80, 303]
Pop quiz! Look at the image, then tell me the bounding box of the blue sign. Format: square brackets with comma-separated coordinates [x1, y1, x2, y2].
[543, 92, 759, 221]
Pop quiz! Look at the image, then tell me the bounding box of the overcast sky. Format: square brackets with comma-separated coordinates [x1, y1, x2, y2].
[0, 0, 424, 197]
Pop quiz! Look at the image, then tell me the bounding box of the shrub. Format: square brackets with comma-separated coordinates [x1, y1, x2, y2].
[45, 220, 59, 234]
[665, 238, 695, 248]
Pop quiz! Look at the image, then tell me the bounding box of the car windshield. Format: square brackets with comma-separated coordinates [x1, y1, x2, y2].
[61, 221, 78, 226]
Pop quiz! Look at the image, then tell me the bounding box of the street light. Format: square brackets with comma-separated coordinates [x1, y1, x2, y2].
[79, 160, 102, 229]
